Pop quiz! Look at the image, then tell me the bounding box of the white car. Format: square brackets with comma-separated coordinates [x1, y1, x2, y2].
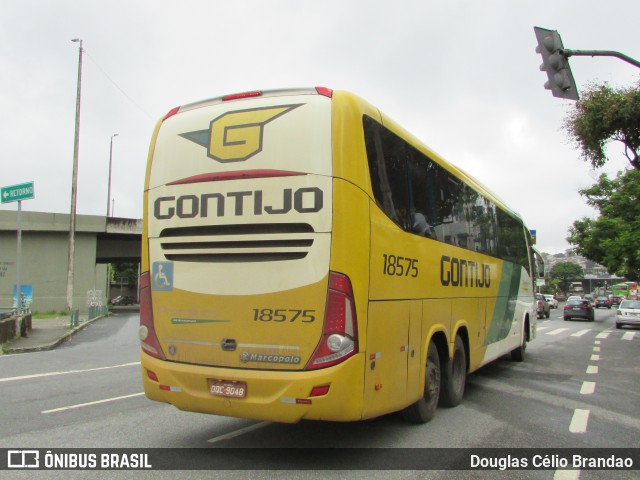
[544, 294, 559, 308]
[616, 299, 640, 329]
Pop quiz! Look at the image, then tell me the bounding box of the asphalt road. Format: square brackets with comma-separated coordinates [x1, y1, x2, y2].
[0, 307, 638, 479]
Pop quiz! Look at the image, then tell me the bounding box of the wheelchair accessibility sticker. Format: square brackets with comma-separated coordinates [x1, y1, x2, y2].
[152, 262, 173, 291]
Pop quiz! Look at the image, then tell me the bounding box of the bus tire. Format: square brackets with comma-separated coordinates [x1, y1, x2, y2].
[511, 329, 527, 362]
[439, 335, 466, 407]
[402, 340, 440, 423]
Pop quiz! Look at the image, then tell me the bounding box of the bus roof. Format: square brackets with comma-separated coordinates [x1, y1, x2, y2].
[157, 86, 526, 225]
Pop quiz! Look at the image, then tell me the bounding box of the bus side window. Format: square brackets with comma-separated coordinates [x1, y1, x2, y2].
[363, 115, 410, 230]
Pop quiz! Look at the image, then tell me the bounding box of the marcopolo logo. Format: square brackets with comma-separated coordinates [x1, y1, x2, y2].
[240, 352, 301, 365]
[180, 104, 303, 163]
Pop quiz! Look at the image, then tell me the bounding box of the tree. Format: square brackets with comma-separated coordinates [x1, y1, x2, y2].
[549, 262, 584, 295]
[567, 169, 640, 280]
[110, 262, 138, 285]
[563, 81, 640, 170]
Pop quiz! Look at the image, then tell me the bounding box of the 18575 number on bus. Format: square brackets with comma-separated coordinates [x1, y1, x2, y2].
[382, 254, 419, 277]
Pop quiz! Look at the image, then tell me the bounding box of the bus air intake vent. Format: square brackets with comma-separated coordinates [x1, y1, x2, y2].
[158, 223, 314, 263]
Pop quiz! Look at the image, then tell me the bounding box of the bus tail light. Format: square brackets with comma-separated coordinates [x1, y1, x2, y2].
[139, 272, 165, 360]
[315, 87, 333, 98]
[163, 107, 180, 121]
[306, 272, 358, 370]
[223, 91, 263, 101]
[310, 385, 330, 397]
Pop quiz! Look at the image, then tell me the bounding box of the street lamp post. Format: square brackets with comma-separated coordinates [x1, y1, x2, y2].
[106, 133, 118, 217]
[66, 38, 83, 314]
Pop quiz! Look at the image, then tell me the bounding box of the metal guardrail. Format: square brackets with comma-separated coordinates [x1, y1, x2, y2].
[69, 306, 109, 327]
[88, 305, 109, 319]
[0, 307, 30, 320]
[70, 309, 80, 328]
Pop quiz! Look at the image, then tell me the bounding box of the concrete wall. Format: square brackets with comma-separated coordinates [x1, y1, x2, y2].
[0, 230, 108, 313]
[0, 211, 134, 314]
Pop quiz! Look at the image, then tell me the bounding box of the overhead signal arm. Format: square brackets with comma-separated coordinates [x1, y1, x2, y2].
[563, 48, 640, 69]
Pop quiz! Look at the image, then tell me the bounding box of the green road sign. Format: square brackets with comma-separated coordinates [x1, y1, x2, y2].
[1, 182, 34, 203]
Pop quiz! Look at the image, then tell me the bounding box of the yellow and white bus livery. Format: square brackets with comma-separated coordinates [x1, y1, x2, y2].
[140, 87, 538, 423]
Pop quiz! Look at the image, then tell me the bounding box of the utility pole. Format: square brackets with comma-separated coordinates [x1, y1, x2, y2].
[107, 133, 118, 217]
[66, 38, 83, 313]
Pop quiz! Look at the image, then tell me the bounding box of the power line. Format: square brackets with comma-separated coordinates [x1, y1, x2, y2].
[83, 48, 155, 122]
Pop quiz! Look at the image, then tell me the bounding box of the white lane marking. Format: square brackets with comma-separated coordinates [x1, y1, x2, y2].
[0, 362, 141, 383]
[590, 354, 600, 361]
[596, 331, 610, 339]
[546, 328, 569, 336]
[554, 469, 580, 480]
[593, 346, 600, 352]
[586, 365, 598, 374]
[571, 329, 591, 337]
[580, 381, 596, 395]
[42, 392, 145, 414]
[569, 409, 590, 433]
[622, 331, 636, 340]
[207, 421, 270, 444]
[537, 326, 550, 331]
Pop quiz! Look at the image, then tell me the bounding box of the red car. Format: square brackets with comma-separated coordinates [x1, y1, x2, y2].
[594, 296, 612, 309]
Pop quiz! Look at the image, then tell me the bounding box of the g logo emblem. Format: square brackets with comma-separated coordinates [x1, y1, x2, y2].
[180, 104, 302, 163]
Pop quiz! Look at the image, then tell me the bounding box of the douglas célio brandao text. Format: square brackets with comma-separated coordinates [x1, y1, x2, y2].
[470, 453, 634, 470]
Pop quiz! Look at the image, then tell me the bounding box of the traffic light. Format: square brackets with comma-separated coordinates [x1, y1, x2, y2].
[534, 27, 579, 100]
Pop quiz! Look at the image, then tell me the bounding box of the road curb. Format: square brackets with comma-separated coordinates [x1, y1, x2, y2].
[2, 315, 107, 355]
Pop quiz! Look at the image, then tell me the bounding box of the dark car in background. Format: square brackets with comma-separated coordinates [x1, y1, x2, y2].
[110, 295, 136, 306]
[594, 296, 612, 309]
[536, 293, 550, 319]
[564, 298, 594, 321]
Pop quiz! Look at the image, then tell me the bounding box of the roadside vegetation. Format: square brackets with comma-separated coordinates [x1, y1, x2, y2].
[564, 80, 640, 280]
[31, 310, 68, 319]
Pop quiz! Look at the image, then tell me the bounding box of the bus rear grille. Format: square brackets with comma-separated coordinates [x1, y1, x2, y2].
[158, 223, 314, 263]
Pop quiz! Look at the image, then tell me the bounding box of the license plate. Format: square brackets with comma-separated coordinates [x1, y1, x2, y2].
[208, 379, 247, 398]
[572, 308, 582, 311]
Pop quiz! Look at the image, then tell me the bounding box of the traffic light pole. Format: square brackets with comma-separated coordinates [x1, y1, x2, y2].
[535, 26, 640, 101]
[563, 49, 640, 69]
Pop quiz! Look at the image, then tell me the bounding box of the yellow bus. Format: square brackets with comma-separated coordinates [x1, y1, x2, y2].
[140, 87, 538, 423]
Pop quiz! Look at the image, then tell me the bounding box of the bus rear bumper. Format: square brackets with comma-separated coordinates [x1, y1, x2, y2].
[141, 351, 365, 423]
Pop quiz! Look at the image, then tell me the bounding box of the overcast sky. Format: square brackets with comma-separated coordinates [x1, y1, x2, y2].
[1, 0, 638, 254]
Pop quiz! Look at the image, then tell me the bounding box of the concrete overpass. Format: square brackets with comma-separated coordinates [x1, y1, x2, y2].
[97, 218, 142, 263]
[0, 210, 141, 313]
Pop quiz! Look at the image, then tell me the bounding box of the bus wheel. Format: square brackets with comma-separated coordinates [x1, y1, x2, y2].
[402, 340, 440, 423]
[511, 330, 527, 362]
[439, 335, 466, 407]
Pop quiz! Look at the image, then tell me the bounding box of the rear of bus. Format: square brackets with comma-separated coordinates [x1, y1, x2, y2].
[140, 87, 368, 423]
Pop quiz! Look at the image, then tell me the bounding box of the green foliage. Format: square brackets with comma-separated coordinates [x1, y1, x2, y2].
[563, 81, 640, 169]
[544, 277, 561, 295]
[568, 169, 640, 280]
[32, 310, 67, 319]
[110, 263, 139, 285]
[549, 262, 584, 295]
